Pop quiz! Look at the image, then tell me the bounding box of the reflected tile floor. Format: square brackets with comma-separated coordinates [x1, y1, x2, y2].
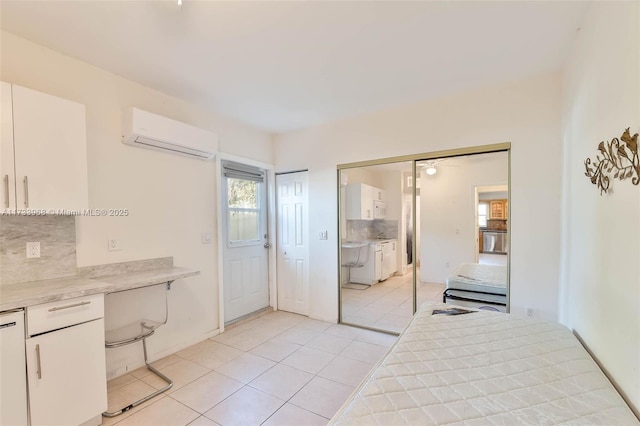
[341, 270, 445, 333]
[103, 311, 397, 426]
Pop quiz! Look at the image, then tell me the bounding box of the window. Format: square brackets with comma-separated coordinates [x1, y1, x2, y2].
[222, 160, 265, 247]
[227, 178, 260, 243]
[478, 202, 488, 227]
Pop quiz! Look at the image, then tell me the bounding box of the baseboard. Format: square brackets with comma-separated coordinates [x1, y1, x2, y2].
[573, 330, 640, 421]
[309, 313, 338, 323]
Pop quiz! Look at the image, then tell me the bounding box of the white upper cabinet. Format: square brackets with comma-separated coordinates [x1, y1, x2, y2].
[346, 183, 374, 220]
[373, 187, 385, 202]
[0, 82, 16, 210]
[1, 82, 88, 211]
[346, 183, 386, 220]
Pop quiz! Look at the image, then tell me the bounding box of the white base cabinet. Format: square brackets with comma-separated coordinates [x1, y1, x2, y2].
[0, 310, 28, 426]
[349, 243, 381, 285]
[381, 240, 397, 280]
[26, 295, 107, 426]
[349, 240, 398, 285]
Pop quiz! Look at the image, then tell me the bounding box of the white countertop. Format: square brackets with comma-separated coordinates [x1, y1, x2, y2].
[345, 238, 397, 243]
[0, 266, 199, 311]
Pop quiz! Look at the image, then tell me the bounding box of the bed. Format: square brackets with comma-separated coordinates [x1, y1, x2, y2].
[330, 304, 638, 425]
[444, 263, 507, 312]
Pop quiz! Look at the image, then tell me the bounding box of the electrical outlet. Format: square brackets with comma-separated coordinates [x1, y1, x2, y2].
[108, 239, 123, 251]
[319, 230, 328, 240]
[26, 242, 40, 258]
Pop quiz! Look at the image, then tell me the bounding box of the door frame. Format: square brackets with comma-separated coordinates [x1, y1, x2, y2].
[216, 153, 276, 333]
[474, 185, 509, 262]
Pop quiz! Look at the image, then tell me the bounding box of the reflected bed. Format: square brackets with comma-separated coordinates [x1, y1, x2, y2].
[443, 263, 507, 312]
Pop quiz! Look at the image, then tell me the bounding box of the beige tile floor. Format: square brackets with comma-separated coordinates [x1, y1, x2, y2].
[103, 311, 397, 426]
[341, 269, 445, 333]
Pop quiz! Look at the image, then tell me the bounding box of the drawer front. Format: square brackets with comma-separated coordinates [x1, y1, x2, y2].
[27, 294, 104, 336]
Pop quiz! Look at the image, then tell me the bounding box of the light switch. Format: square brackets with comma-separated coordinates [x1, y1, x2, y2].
[319, 230, 328, 240]
[201, 232, 213, 244]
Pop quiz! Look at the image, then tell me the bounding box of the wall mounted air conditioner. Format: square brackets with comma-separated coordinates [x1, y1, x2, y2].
[122, 107, 218, 160]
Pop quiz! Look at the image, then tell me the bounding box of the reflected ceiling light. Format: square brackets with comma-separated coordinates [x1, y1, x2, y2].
[425, 166, 437, 175]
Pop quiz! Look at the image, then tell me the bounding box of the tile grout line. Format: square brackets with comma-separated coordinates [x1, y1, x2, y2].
[106, 313, 394, 425]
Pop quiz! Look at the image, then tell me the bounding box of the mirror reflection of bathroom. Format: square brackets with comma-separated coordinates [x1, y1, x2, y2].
[339, 150, 509, 334]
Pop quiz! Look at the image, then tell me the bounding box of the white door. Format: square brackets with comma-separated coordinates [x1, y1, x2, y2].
[276, 172, 309, 316]
[221, 161, 270, 323]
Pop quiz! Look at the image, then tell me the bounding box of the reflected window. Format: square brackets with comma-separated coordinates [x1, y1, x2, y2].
[478, 202, 488, 227]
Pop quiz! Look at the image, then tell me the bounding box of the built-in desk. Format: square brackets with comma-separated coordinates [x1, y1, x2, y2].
[0, 263, 199, 425]
[0, 266, 199, 311]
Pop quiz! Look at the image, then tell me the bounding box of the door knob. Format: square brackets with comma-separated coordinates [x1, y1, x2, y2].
[264, 242, 271, 249]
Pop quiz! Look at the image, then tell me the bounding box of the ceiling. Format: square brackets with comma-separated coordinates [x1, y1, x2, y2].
[0, 1, 589, 133]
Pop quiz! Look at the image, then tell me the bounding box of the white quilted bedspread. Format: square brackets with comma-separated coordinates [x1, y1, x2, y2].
[331, 306, 638, 425]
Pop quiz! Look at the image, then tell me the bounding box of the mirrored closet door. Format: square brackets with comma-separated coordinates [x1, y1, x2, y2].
[338, 148, 510, 334]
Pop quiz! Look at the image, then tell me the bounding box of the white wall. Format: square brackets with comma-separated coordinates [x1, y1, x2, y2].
[420, 153, 508, 283]
[561, 1, 640, 413]
[1, 31, 273, 376]
[275, 71, 562, 322]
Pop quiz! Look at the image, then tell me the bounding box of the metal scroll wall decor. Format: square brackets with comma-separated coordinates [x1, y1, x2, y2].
[584, 127, 639, 195]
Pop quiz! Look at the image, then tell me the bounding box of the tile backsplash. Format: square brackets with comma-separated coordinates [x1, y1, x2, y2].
[486, 219, 508, 231]
[347, 219, 398, 241]
[0, 216, 76, 286]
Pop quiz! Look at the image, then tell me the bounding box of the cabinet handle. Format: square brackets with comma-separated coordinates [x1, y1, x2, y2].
[48, 300, 91, 312]
[35, 344, 42, 379]
[23, 176, 28, 208]
[3, 175, 8, 208]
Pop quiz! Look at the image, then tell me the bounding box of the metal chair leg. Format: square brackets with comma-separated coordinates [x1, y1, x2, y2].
[102, 338, 173, 418]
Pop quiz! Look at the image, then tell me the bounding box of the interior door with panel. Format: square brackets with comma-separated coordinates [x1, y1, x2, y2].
[276, 171, 309, 316]
[221, 161, 270, 323]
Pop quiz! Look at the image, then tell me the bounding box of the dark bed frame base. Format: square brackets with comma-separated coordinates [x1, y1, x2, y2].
[443, 288, 507, 307]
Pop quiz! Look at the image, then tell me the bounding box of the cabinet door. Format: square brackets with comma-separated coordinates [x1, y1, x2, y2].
[374, 249, 383, 281]
[26, 319, 107, 426]
[361, 184, 373, 220]
[0, 82, 16, 210]
[389, 241, 397, 274]
[373, 187, 385, 202]
[489, 200, 504, 219]
[345, 183, 373, 220]
[0, 311, 28, 426]
[12, 85, 88, 210]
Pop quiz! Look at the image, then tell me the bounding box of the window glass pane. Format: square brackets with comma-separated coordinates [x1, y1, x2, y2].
[478, 215, 487, 227]
[478, 204, 488, 215]
[229, 210, 259, 241]
[228, 178, 258, 208]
